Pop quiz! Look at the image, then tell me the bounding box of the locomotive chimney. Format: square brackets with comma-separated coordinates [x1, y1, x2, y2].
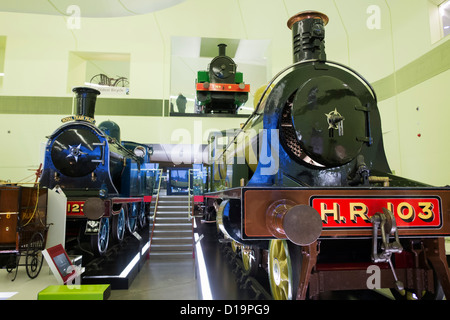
[72, 86, 101, 120]
[218, 43, 227, 56]
[287, 11, 329, 63]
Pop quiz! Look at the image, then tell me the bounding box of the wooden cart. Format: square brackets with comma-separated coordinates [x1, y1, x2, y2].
[0, 185, 49, 281]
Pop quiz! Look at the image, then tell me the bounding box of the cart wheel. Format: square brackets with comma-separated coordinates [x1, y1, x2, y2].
[26, 232, 44, 279]
[6, 254, 19, 281]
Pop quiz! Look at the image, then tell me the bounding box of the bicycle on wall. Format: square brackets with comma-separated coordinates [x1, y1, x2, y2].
[89, 74, 129, 87]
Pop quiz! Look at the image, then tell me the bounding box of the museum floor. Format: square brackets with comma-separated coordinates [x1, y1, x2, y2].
[109, 259, 197, 300]
[3, 214, 450, 300]
[0, 258, 197, 300]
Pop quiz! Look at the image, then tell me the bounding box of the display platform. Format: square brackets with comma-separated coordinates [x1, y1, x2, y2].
[79, 225, 150, 290]
[38, 284, 111, 300]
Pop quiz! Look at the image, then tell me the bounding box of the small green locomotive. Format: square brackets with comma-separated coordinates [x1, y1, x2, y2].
[195, 43, 250, 114]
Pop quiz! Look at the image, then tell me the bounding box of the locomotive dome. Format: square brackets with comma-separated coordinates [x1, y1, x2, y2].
[99, 120, 121, 143]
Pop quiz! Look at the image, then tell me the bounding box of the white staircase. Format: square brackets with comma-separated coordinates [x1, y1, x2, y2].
[149, 195, 193, 260]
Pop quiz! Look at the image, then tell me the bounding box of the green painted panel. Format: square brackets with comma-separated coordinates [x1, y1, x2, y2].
[197, 71, 209, 82]
[0, 96, 169, 116]
[373, 38, 450, 101]
[235, 72, 243, 83]
[0, 96, 72, 114]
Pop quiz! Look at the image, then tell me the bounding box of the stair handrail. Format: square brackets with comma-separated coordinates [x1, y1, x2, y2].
[188, 168, 195, 259]
[188, 168, 193, 220]
[151, 168, 164, 221]
[149, 168, 163, 256]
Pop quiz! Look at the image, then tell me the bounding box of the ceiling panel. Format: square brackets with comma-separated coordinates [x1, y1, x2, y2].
[0, 0, 186, 17]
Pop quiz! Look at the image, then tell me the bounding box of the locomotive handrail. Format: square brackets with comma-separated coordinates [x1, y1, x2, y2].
[92, 141, 106, 165]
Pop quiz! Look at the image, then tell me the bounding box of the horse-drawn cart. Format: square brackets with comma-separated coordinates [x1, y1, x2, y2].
[0, 185, 49, 281]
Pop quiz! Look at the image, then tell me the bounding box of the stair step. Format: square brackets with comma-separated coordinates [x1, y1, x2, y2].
[154, 222, 192, 227]
[157, 206, 188, 211]
[156, 210, 188, 214]
[152, 236, 193, 240]
[152, 230, 192, 237]
[149, 195, 193, 261]
[151, 243, 193, 251]
[149, 251, 193, 260]
[158, 200, 189, 204]
[155, 214, 188, 219]
[151, 195, 189, 199]
[152, 237, 192, 244]
[156, 217, 189, 223]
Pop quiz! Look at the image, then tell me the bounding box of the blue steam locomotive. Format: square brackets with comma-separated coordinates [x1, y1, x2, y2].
[40, 87, 158, 255]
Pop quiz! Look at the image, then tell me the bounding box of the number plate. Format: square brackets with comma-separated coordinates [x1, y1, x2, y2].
[67, 201, 85, 216]
[311, 196, 442, 229]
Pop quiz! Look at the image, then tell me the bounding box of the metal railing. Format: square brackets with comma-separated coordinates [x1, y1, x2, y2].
[188, 169, 193, 221]
[151, 169, 164, 221]
[149, 169, 163, 256]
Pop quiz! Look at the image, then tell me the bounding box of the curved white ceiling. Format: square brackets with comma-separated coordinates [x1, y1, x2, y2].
[0, 0, 186, 17]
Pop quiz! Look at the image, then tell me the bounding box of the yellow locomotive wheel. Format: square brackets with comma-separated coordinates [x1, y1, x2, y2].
[242, 247, 252, 271]
[268, 239, 301, 300]
[242, 246, 260, 276]
[231, 240, 239, 253]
